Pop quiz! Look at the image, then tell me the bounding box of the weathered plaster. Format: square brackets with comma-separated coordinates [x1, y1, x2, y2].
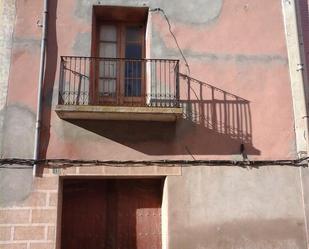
[75, 0, 223, 24]
[300, 167, 309, 248]
[167, 166, 308, 249]
[282, 2, 309, 246]
[0, 0, 15, 155]
[282, 0, 308, 155]
[2, 105, 36, 158]
[0, 105, 35, 207]
[0, 167, 33, 207]
[72, 32, 92, 56]
[0, 0, 34, 209]
[12, 37, 41, 52]
[151, 28, 289, 64]
[157, 0, 223, 25]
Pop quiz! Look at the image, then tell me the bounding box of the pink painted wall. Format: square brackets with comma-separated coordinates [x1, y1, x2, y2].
[4, 0, 296, 161]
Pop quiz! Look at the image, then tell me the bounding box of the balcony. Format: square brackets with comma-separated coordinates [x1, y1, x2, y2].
[55, 56, 183, 122]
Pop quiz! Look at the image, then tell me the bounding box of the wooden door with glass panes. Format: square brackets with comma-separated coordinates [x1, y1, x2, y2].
[97, 23, 145, 105]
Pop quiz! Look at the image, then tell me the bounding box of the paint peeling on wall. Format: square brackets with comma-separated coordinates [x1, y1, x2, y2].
[151, 28, 289, 64]
[0, 167, 33, 207]
[2, 105, 36, 158]
[75, 0, 223, 24]
[157, 0, 223, 25]
[12, 37, 41, 52]
[72, 32, 92, 56]
[0, 0, 15, 155]
[0, 105, 35, 207]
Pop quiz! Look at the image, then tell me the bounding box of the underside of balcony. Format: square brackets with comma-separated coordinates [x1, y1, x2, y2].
[55, 105, 183, 122]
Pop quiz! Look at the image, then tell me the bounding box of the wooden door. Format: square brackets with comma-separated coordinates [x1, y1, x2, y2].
[61, 180, 108, 249]
[97, 23, 145, 106]
[116, 179, 162, 249]
[61, 179, 162, 249]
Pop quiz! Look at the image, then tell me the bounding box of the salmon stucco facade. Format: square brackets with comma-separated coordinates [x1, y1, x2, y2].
[1, 0, 309, 249]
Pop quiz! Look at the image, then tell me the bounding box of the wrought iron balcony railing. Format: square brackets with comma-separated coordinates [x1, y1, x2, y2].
[58, 56, 180, 108]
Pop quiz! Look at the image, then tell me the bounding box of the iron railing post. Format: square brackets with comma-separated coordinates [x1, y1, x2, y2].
[58, 57, 65, 104]
[175, 61, 180, 107]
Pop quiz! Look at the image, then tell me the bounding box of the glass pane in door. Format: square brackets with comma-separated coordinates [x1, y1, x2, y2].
[99, 42, 117, 58]
[98, 79, 116, 97]
[99, 59, 117, 78]
[125, 26, 143, 97]
[99, 25, 117, 100]
[126, 27, 142, 42]
[100, 25, 117, 42]
[125, 59, 141, 96]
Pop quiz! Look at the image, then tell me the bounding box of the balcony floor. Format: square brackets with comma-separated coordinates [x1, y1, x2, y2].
[55, 105, 183, 122]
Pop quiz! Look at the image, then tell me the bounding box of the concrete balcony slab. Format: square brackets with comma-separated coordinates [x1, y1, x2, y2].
[55, 105, 183, 122]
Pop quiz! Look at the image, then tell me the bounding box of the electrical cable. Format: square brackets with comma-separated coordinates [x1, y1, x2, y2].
[150, 8, 190, 75]
[0, 158, 308, 169]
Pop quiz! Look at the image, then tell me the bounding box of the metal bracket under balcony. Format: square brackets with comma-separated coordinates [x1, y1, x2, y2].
[56, 56, 182, 122]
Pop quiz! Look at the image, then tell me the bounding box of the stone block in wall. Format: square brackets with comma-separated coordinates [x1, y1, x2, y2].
[0, 209, 30, 224]
[14, 225, 45, 240]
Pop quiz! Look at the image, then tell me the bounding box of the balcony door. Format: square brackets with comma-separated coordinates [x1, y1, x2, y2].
[97, 23, 145, 105]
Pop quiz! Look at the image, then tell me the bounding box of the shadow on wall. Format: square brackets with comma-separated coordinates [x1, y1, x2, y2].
[298, 0, 309, 86]
[37, 0, 259, 157]
[68, 74, 260, 156]
[40, 0, 58, 159]
[178, 73, 259, 156]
